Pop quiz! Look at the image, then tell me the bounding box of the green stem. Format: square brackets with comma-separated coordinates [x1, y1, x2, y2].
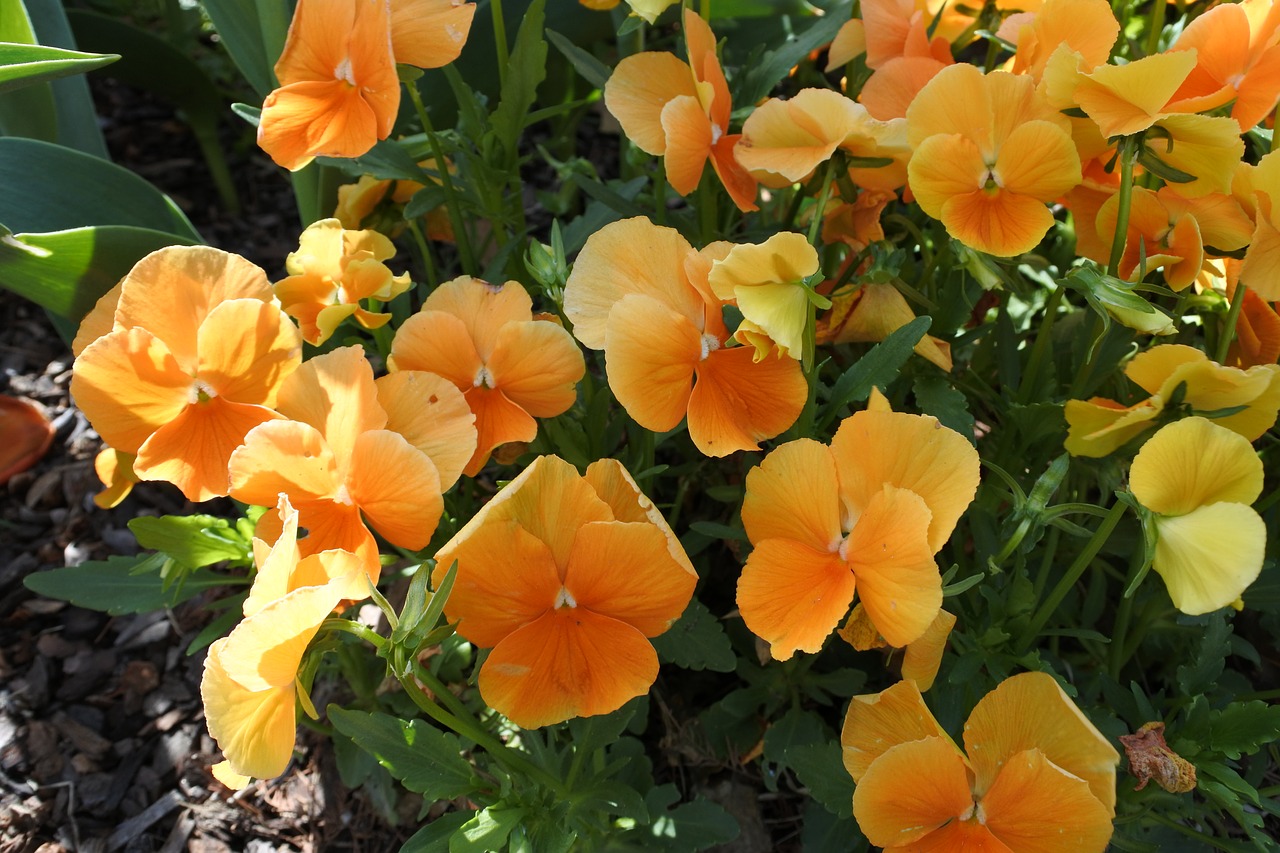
[407, 219, 441, 289]
[1216, 283, 1247, 364]
[406, 83, 478, 274]
[1016, 284, 1066, 404]
[1018, 500, 1126, 648]
[1107, 138, 1138, 278]
[491, 0, 510, 87]
[1143, 0, 1164, 57]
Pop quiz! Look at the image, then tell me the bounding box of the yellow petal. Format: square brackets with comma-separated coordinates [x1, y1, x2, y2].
[901, 608, 956, 691]
[708, 232, 818, 360]
[1130, 416, 1263, 516]
[1153, 504, 1266, 615]
[1074, 50, 1198, 137]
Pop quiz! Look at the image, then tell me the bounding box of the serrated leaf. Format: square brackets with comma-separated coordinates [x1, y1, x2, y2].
[820, 316, 930, 429]
[913, 374, 975, 443]
[128, 514, 249, 568]
[490, 0, 547, 159]
[788, 742, 855, 818]
[1207, 701, 1280, 760]
[0, 42, 117, 96]
[451, 806, 526, 853]
[652, 598, 736, 672]
[762, 708, 827, 775]
[22, 554, 225, 615]
[327, 707, 477, 801]
[1176, 615, 1230, 696]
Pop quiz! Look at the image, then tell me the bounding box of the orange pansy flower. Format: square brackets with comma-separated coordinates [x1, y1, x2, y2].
[334, 160, 454, 241]
[204, 496, 367, 789]
[70, 246, 303, 502]
[1000, 0, 1119, 83]
[1064, 344, 1280, 456]
[1240, 150, 1280, 301]
[843, 674, 1119, 850]
[274, 219, 411, 345]
[1167, 0, 1280, 131]
[603, 8, 756, 211]
[906, 63, 1082, 257]
[563, 217, 808, 456]
[433, 455, 696, 728]
[228, 346, 472, 577]
[735, 408, 979, 660]
[388, 0, 476, 70]
[1070, 50, 1198, 139]
[389, 276, 584, 477]
[861, 0, 957, 70]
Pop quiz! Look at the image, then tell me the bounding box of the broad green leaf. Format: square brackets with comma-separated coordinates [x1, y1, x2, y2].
[819, 316, 931, 429]
[734, 12, 848, 108]
[127, 514, 250, 569]
[22, 553, 227, 615]
[913, 374, 976, 444]
[568, 698, 642, 757]
[649, 798, 739, 851]
[318, 137, 429, 182]
[402, 811, 476, 853]
[762, 708, 827, 776]
[0, 4, 56, 141]
[545, 28, 609, 89]
[787, 742, 855, 818]
[0, 137, 199, 237]
[0, 224, 195, 321]
[490, 0, 548, 159]
[0, 42, 117, 96]
[451, 807, 526, 853]
[200, 0, 288, 97]
[326, 707, 478, 802]
[652, 598, 736, 673]
[1206, 701, 1280, 760]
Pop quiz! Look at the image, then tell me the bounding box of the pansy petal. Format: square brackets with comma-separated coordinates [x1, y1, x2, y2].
[258, 80, 381, 172]
[687, 346, 807, 456]
[1153, 504, 1265, 615]
[604, 52, 700, 155]
[347, 429, 443, 550]
[277, 345, 386, 463]
[604, 294, 700, 433]
[229, 419, 341, 506]
[462, 387, 537, 476]
[831, 410, 980, 553]
[196, 299, 302, 407]
[480, 609, 658, 729]
[741, 438, 843, 551]
[70, 328, 190, 454]
[135, 399, 281, 502]
[940, 189, 1058, 257]
[437, 518, 563, 648]
[376, 370, 476, 491]
[902, 608, 956, 691]
[736, 538, 854, 661]
[908, 820, 1014, 853]
[488, 320, 585, 417]
[994, 120, 1081, 201]
[390, 0, 475, 68]
[244, 496, 302, 618]
[202, 646, 297, 782]
[72, 281, 122, 356]
[1125, 343, 1205, 394]
[583, 459, 696, 576]
[841, 679, 955, 782]
[422, 276, 533, 362]
[852, 737, 975, 848]
[1063, 398, 1159, 457]
[981, 749, 1115, 852]
[1130, 416, 1263, 516]
[845, 485, 941, 647]
[660, 94, 712, 196]
[963, 671, 1120, 813]
[389, 309, 484, 388]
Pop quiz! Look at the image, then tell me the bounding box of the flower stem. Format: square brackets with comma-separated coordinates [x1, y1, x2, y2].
[491, 0, 510, 87]
[1107, 137, 1138, 278]
[405, 83, 478, 275]
[1215, 283, 1247, 365]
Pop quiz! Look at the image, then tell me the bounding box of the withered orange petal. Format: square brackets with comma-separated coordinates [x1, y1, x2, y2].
[422, 276, 534, 362]
[831, 410, 980, 553]
[604, 294, 700, 433]
[348, 429, 443, 550]
[660, 94, 712, 196]
[389, 309, 484, 388]
[438, 518, 563, 648]
[841, 679, 955, 782]
[852, 736, 975, 848]
[196, 299, 302, 408]
[736, 538, 854, 661]
[981, 749, 1115, 851]
[487, 320, 585, 418]
[480, 609, 659, 729]
[71, 328, 192, 455]
[741, 438, 843, 551]
[845, 485, 941, 647]
[462, 387, 537, 477]
[605, 51, 699, 156]
[375, 371, 476, 491]
[228, 419, 341, 506]
[390, 0, 475, 69]
[0, 395, 54, 486]
[687, 346, 807, 457]
[113, 246, 274, 370]
[964, 672, 1120, 813]
[136, 399, 281, 502]
[564, 521, 696, 637]
[277, 345, 386, 463]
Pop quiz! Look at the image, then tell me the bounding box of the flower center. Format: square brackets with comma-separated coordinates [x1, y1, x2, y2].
[711, 123, 724, 145]
[554, 586, 577, 609]
[334, 57, 356, 86]
[189, 379, 218, 405]
[699, 334, 721, 361]
[333, 483, 354, 506]
[473, 364, 495, 388]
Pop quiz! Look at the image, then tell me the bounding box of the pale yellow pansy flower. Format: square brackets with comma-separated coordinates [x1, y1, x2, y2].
[707, 232, 820, 364]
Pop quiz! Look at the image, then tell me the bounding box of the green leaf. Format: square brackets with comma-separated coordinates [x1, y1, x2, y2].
[787, 742, 855, 818]
[0, 5, 57, 144]
[913, 374, 975, 443]
[649, 799, 739, 851]
[402, 811, 477, 853]
[319, 138, 429, 182]
[490, 0, 548, 159]
[22, 553, 226, 615]
[326, 706, 477, 802]
[652, 598, 736, 672]
[819, 316, 931, 429]
[688, 520, 747, 541]
[0, 42, 116, 96]
[568, 698, 641, 757]
[1206, 701, 1280, 760]
[545, 28, 609, 89]
[735, 12, 848, 108]
[200, 0, 288, 97]
[762, 708, 827, 775]
[0, 224, 196, 321]
[127, 515, 250, 569]
[1176, 614, 1230, 696]
[451, 806, 526, 853]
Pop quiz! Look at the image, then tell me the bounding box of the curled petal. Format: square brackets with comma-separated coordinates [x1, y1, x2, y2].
[841, 679, 954, 782]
